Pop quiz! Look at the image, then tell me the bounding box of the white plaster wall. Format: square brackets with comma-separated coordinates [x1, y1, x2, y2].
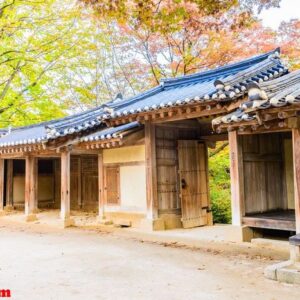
[119, 165, 147, 211]
[103, 145, 145, 164]
[13, 176, 25, 204]
[12, 175, 54, 205]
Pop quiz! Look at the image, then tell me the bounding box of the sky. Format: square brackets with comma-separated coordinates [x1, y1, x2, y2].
[259, 0, 300, 29]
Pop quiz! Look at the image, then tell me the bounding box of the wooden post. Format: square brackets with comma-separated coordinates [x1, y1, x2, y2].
[5, 159, 14, 209]
[145, 121, 158, 219]
[0, 159, 4, 211]
[292, 129, 300, 233]
[98, 151, 105, 219]
[228, 130, 244, 226]
[60, 150, 71, 220]
[77, 157, 82, 208]
[25, 156, 38, 220]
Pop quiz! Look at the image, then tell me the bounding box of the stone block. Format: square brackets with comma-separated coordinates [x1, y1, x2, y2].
[114, 219, 132, 227]
[222, 225, 260, 242]
[290, 244, 300, 263]
[289, 234, 300, 246]
[25, 214, 38, 222]
[59, 218, 74, 228]
[277, 263, 300, 285]
[4, 205, 14, 212]
[97, 216, 113, 225]
[264, 260, 293, 281]
[139, 218, 165, 231]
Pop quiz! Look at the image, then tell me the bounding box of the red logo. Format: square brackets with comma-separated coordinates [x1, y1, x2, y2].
[0, 290, 11, 298]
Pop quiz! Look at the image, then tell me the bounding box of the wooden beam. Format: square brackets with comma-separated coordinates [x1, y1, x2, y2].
[98, 151, 105, 219]
[199, 134, 228, 142]
[152, 106, 227, 124]
[292, 128, 300, 233]
[145, 121, 158, 219]
[0, 159, 4, 211]
[228, 131, 244, 226]
[288, 117, 300, 129]
[156, 121, 201, 129]
[0, 151, 60, 159]
[242, 216, 295, 231]
[108, 99, 247, 127]
[25, 156, 38, 218]
[60, 151, 71, 220]
[238, 126, 290, 135]
[6, 159, 13, 208]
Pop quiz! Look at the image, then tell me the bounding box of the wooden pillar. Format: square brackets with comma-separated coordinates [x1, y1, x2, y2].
[60, 151, 71, 220]
[292, 129, 300, 233]
[228, 130, 244, 226]
[77, 157, 82, 208]
[6, 159, 13, 208]
[25, 156, 38, 220]
[0, 159, 4, 211]
[145, 121, 158, 219]
[98, 151, 105, 219]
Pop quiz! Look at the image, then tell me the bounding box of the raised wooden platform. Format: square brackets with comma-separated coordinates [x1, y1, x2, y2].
[243, 210, 296, 231]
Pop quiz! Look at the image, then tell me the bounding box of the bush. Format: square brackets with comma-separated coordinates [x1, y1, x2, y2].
[208, 142, 232, 224]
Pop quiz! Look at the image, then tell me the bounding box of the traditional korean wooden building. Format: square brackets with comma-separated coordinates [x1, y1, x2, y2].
[1, 48, 298, 237]
[213, 68, 300, 234]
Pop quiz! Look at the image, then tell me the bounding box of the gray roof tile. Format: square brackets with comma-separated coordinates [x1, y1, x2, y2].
[213, 69, 300, 128]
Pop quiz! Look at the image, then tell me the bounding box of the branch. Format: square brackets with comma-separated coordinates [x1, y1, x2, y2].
[209, 142, 229, 158]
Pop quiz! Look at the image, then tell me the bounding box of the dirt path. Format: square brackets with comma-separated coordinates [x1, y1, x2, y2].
[0, 220, 299, 300]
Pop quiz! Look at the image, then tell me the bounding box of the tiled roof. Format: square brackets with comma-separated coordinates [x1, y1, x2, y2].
[0, 48, 286, 148]
[106, 48, 285, 119]
[0, 106, 106, 148]
[80, 122, 141, 143]
[213, 69, 300, 128]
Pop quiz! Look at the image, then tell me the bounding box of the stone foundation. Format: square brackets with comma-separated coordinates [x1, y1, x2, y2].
[159, 214, 182, 229]
[4, 205, 14, 212]
[265, 234, 300, 285]
[25, 214, 38, 222]
[104, 211, 146, 228]
[59, 217, 75, 228]
[139, 218, 165, 231]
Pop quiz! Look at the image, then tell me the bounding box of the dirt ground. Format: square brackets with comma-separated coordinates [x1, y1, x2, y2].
[0, 220, 299, 300]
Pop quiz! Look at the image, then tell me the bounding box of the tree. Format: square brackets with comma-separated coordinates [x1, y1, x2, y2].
[79, 0, 283, 87]
[80, 0, 281, 33]
[278, 19, 300, 69]
[79, 0, 238, 33]
[0, 0, 153, 127]
[102, 13, 279, 86]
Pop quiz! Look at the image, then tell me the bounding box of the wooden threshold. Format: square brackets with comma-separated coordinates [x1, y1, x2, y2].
[243, 210, 296, 231]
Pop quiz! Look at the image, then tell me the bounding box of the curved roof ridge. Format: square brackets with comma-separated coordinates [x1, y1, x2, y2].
[160, 48, 280, 86]
[214, 56, 281, 88]
[4, 105, 105, 132]
[108, 85, 163, 110]
[259, 69, 300, 89]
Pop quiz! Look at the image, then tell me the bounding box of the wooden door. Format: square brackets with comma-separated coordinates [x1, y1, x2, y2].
[104, 166, 120, 205]
[156, 127, 180, 213]
[81, 156, 98, 210]
[178, 140, 209, 228]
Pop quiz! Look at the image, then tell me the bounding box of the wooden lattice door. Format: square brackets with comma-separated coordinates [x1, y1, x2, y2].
[178, 140, 209, 228]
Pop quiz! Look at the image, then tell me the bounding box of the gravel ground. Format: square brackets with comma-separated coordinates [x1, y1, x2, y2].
[0, 219, 299, 300]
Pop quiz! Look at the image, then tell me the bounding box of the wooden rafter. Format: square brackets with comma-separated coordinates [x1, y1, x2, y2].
[107, 99, 248, 127]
